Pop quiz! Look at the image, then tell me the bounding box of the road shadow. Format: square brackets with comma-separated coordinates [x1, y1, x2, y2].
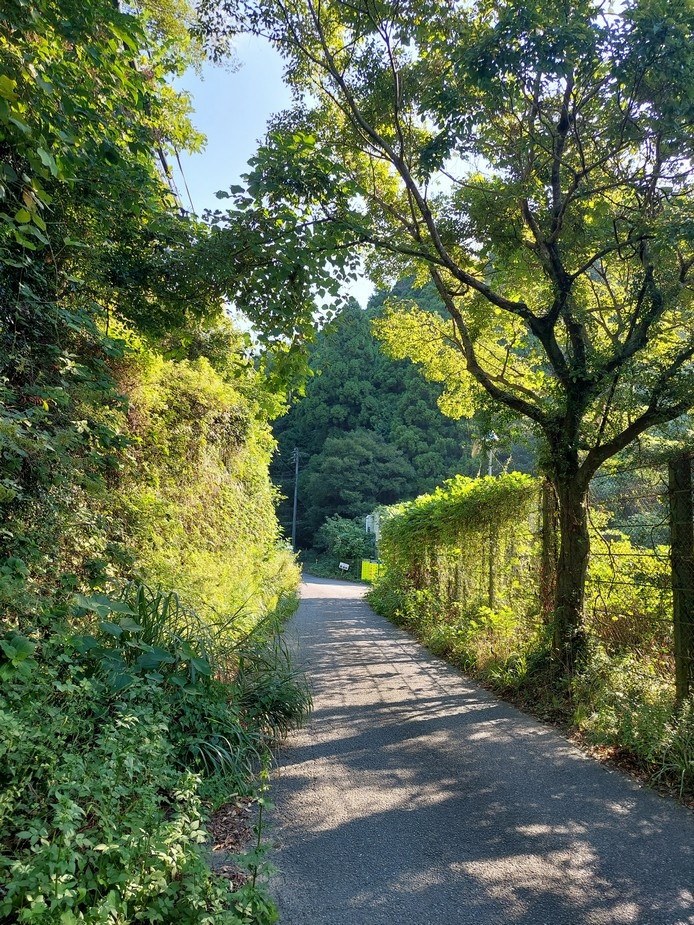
[271, 583, 694, 925]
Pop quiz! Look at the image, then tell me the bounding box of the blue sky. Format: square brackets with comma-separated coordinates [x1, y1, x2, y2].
[174, 36, 291, 214]
[175, 37, 374, 307]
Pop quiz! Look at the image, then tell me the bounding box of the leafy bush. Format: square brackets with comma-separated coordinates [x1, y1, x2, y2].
[658, 698, 694, 796]
[0, 585, 308, 924]
[314, 515, 376, 566]
[234, 633, 312, 747]
[377, 473, 539, 618]
[114, 345, 300, 626]
[365, 574, 406, 622]
[0, 638, 234, 923]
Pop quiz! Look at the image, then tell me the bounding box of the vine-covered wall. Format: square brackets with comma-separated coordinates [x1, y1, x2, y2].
[377, 473, 540, 625]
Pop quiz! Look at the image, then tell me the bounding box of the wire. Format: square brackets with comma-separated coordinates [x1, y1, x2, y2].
[174, 146, 196, 216]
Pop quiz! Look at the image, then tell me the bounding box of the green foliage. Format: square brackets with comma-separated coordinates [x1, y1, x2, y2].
[0, 585, 308, 923]
[370, 473, 541, 681]
[378, 472, 538, 615]
[0, 0, 222, 591]
[314, 514, 376, 566]
[371, 469, 674, 659]
[114, 341, 298, 623]
[573, 646, 694, 796]
[0, 5, 307, 922]
[273, 287, 487, 546]
[0, 319, 300, 629]
[585, 528, 672, 654]
[302, 430, 415, 532]
[234, 629, 312, 748]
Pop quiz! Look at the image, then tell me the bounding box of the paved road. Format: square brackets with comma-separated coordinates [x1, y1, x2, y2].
[269, 576, 694, 924]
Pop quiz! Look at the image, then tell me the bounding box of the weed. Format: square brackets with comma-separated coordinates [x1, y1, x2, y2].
[0, 583, 309, 923]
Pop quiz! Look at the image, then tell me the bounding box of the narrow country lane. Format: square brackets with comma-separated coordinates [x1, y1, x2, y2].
[269, 576, 694, 925]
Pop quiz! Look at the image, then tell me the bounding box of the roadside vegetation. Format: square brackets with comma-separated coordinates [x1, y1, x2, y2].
[0, 1, 309, 921]
[1, 588, 310, 924]
[300, 514, 377, 581]
[367, 472, 694, 801]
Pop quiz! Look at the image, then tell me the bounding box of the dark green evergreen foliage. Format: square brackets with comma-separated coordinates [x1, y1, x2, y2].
[272, 282, 480, 546]
[302, 430, 416, 528]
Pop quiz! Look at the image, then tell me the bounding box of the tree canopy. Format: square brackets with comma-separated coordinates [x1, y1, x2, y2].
[198, 0, 694, 667]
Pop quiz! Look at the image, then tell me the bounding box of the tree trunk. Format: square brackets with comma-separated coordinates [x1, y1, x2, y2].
[553, 477, 590, 672]
[669, 453, 694, 704]
[540, 481, 559, 623]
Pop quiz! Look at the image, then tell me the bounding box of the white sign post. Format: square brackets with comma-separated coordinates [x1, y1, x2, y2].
[338, 562, 350, 573]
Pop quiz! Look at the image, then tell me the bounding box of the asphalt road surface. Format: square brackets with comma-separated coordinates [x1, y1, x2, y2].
[269, 576, 694, 925]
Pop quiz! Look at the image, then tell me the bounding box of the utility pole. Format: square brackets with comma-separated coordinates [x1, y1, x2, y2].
[487, 431, 498, 477]
[291, 447, 299, 553]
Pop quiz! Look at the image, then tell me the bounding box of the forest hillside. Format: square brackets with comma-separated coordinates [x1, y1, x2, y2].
[272, 279, 535, 549]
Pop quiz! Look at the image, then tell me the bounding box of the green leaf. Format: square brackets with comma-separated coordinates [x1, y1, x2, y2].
[190, 656, 212, 676]
[8, 634, 35, 661]
[72, 635, 101, 653]
[37, 147, 58, 176]
[75, 593, 134, 617]
[8, 116, 31, 135]
[35, 75, 54, 95]
[98, 621, 123, 637]
[136, 648, 175, 670]
[0, 76, 18, 101]
[105, 599, 136, 615]
[118, 617, 143, 633]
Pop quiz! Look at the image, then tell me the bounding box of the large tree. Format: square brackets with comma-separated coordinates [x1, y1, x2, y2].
[201, 0, 694, 669]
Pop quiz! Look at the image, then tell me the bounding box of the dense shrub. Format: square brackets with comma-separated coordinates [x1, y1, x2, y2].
[115, 344, 297, 624]
[313, 515, 375, 568]
[0, 588, 309, 923]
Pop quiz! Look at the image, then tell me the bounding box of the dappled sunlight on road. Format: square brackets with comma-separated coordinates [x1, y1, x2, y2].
[271, 577, 694, 925]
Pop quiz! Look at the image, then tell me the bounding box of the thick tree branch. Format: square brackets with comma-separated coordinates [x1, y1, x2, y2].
[430, 267, 549, 425]
[581, 399, 690, 482]
[602, 265, 665, 376]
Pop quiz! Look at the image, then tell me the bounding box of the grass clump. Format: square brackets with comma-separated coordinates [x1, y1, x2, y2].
[573, 647, 694, 796]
